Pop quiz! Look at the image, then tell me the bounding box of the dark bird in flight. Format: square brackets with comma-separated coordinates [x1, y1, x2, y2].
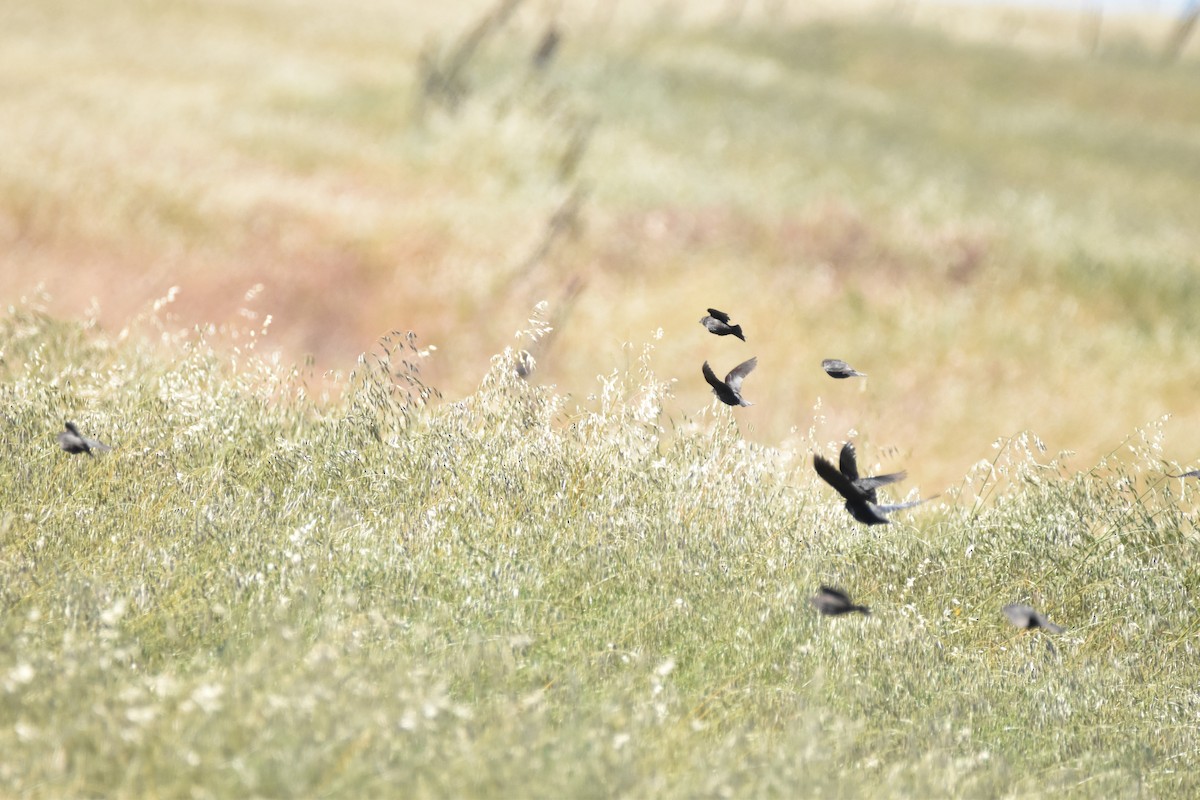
[810, 586, 871, 616]
[1168, 469, 1200, 479]
[57, 421, 111, 456]
[1002, 603, 1065, 634]
[838, 441, 906, 502]
[702, 357, 757, 407]
[699, 308, 746, 342]
[822, 358, 866, 379]
[813, 445, 932, 525]
[531, 22, 561, 71]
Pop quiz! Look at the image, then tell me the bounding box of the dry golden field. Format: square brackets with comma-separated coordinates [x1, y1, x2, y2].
[7, 5, 1200, 797]
[4, 0, 1200, 488]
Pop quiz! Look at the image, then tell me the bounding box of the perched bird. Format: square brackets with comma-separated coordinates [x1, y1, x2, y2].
[56, 421, 111, 456]
[702, 357, 757, 407]
[699, 308, 746, 342]
[810, 586, 871, 616]
[813, 446, 932, 525]
[1002, 603, 1065, 634]
[822, 358, 866, 379]
[1168, 469, 1200, 479]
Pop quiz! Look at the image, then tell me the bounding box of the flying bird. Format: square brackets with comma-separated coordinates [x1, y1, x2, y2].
[699, 308, 746, 342]
[1002, 603, 1065, 634]
[531, 22, 561, 71]
[838, 441, 906, 502]
[810, 585, 870, 616]
[822, 358, 866, 379]
[702, 357, 757, 407]
[56, 421, 111, 456]
[813, 445, 932, 525]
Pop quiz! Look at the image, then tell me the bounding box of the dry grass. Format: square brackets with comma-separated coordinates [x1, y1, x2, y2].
[3, 0, 1199, 492]
[3, 304, 1200, 798]
[4, 3, 1200, 792]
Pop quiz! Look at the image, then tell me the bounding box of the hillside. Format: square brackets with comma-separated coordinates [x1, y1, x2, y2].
[3, 1, 1200, 796]
[3, 302, 1200, 797]
[3, 0, 1200, 488]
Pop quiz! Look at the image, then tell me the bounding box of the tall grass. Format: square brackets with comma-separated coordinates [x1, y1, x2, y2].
[3, 5, 1200, 794]
[3, 1, 1199, 491]
[2, 298, 1199, 797]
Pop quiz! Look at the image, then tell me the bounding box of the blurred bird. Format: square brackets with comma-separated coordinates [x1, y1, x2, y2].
[531, 22, 561, 71]
[699, 308, 746, 342]
[810, 586, 870, 616]
[822, 358, 866, 379]
[1168, 469, 1200, 479]
[56, 421, 111, 456]
[1002, 603, 1065, 634]
[838, 441, 906, 502]
[813, 446, 933, 525]
[702, 357, 757, 407]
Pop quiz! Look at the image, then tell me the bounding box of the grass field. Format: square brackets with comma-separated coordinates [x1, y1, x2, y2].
[3, 0, 1200, 796]
[4, 303, 1200, 797]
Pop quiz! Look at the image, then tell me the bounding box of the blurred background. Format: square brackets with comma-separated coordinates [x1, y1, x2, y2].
[3, 0, 1199, 489]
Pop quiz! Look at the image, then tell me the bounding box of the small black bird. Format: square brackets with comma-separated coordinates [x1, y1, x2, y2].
[1168, 469, 1200, 479]
[702, 357, 757, 407]
[838, 441, 905, 502]
[813, 446, 931, 525]
[56, 421, 111, 456]
[699, 308, 746, 342]
[1002, 603, 1065, 634]
[822, 358, 866, 379]
[810, 586, 870, 616]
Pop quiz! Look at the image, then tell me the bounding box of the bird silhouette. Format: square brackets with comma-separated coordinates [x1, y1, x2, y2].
[699, 308, 746, 341]
[1002, 603, 1065, 634]
[838, 441, 906, 502]
[531, 22, 561, 71]
[702, 357, 757, 406]
[56, 421, 111, 456]
[813, 445, 932, 525]
[810, 586, 870, 616]
[822, 358, 866, 379]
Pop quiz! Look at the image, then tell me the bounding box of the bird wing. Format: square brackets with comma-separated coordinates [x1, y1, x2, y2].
[701, 361, 725, 392]
[874, 496, 932, 514]
[814, 454, 869, 503]
[1033, 613, 1065, 634]
[724, 357, 757, 391]
[839, 442, 860, 481]
[706, 308, 731, 323]
[85, 437, 112, 453]
[856, 471, 908, 493]
[818, 585, 853, 605]
[1002, 603, 1035, 627]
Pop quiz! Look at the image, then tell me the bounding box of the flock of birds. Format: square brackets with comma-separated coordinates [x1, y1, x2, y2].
[699, 306, 1084, 636]
[51, 306, 1200, 638]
